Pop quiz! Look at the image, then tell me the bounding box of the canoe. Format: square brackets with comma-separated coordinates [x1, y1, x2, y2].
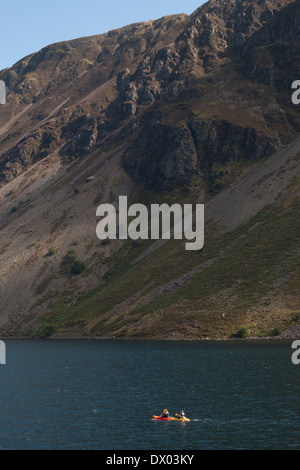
[153, 415, 190, 422]
[170, 416, 190, 422]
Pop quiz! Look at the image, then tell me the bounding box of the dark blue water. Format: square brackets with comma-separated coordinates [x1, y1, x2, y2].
[0, 339, 299, 450]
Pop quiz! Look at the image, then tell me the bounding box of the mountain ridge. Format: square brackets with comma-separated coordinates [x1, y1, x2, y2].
[0, 0, 299, 339]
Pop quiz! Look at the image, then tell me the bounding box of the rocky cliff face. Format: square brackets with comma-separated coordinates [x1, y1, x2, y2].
[241, 1, 300, 88]
[0, 0, 299, 339]
[119, 0, 299, 188]
[0, 0, 298, 189]
[122, 117, 276, 189]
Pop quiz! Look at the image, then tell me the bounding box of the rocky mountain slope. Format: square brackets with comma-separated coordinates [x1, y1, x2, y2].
[0, 0, 299, 339]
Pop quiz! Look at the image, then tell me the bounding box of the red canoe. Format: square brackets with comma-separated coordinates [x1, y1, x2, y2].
[153, 415, 190, 422]
[153, 415, 169, 420]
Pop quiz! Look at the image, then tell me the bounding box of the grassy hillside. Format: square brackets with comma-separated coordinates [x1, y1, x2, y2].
[30, 175, 299, 339]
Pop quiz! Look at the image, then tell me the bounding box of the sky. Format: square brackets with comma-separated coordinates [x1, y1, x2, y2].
[0, 0, 206, 71]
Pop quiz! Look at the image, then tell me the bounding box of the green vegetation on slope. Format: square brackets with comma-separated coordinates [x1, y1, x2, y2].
[34, 193, 299, 339]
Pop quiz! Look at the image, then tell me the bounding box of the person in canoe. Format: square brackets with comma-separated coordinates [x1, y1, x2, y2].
[176, 410, 186, 420]
[160, 409, 170, 419]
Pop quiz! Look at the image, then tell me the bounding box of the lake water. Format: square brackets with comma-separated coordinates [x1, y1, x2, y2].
[0, 339, 299, 450]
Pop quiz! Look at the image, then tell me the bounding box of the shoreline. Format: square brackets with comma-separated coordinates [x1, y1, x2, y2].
[0, 334, 298, 342]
